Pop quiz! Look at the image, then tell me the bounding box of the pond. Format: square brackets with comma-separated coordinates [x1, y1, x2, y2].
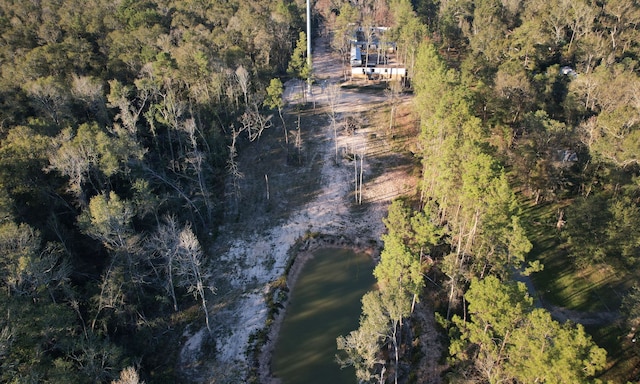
[273, 248, 376, 384]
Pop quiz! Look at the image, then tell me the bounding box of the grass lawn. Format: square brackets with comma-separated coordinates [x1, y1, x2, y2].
[520, 200, 627, 312]
[520, 198, 640, 382]
[589, 323, 640, 383]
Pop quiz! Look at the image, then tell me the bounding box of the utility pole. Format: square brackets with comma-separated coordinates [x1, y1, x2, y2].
[306, 0, 312, 92]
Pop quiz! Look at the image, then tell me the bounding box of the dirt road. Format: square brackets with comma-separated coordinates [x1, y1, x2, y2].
[515, 270, 620, 326]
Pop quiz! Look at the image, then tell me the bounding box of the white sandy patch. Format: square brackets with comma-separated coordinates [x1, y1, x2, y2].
[214, 291, 269, 363]
[183, 328, 206, 354]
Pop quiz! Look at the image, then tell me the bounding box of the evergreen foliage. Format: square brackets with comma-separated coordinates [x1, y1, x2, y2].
[0, 0, 304, 381]
[450, 276, 606, 383]
[337, 0, 640, 379]
[3, 0, 640, 381]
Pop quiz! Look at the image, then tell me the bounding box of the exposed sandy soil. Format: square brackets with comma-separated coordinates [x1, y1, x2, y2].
[176, 33, 441, 384]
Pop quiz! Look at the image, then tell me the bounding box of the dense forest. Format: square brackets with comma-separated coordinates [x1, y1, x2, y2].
[335, 0, 640, 383]
[0, 0, 307, 382]
[2, 0, 640, 383]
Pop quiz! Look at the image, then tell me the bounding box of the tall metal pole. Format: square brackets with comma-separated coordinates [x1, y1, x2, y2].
[306, 0, 312, 90]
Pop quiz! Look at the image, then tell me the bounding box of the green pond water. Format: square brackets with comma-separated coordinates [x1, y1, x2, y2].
[273, 248, 376, 384]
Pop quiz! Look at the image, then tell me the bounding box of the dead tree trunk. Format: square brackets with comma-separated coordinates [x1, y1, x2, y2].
[354, 151, 359, 203]
[359, 151, 364, 204]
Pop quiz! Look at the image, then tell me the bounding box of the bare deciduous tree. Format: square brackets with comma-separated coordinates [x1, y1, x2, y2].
[146, 215, 181, 311]
[292, 114, 303, 165]
[182, 119, 213, 223]
[240, 101, 273, 142]
[235, 65, 250, 106]
[112, 366, 144, 384]
[0, 326, 12, 362]
[146, 216, 215, 333]
[47, 128, 89, 201]
[385, 80, 402, 135]
[176, 223, 214, 332]
[23, 76, 70, 126]
[91, 264, 125, 331]
[353, 149, 365, 204]
[343, 113, 366, 204]
[142, 163, 206, 227]
[362, 15, 376, 69]
[0, 222, 70, 300]
[227, 125, 244, 212]
[326, 82, 342, 164]
[70, 332, 123, 382]
[71, 74, 108, 124]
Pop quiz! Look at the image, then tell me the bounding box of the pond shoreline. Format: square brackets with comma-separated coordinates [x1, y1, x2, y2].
[257, 234, 380, 384]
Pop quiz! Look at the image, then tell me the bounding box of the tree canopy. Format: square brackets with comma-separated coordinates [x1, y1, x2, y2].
[0, 0, 306, 381]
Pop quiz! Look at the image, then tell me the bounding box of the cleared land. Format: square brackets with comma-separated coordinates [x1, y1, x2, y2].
[176, 34, 430, 383]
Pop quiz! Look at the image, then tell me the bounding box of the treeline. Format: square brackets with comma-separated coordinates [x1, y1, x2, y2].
[0, 0, 306, 382]
[413, 39, 606, 382]
[427, 0, 640, 355]
[338, 42, 606, 375]
[429, 0, 640, 272]
[336, 0, 640, 381]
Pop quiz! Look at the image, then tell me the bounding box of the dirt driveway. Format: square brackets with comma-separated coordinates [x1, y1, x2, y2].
[284, 34, 399, 113]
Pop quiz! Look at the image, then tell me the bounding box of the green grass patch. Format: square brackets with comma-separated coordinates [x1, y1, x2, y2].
[542, 262, 619, 311]
[520, 198, 638, 382]
[520, 201, 624, 312]
[589, 323, 640, 383]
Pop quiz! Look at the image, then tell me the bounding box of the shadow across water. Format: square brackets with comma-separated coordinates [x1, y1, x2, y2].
[273, 248, 376, 384]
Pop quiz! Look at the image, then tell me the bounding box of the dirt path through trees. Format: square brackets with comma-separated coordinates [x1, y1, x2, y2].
[515, 271, 620, 326]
